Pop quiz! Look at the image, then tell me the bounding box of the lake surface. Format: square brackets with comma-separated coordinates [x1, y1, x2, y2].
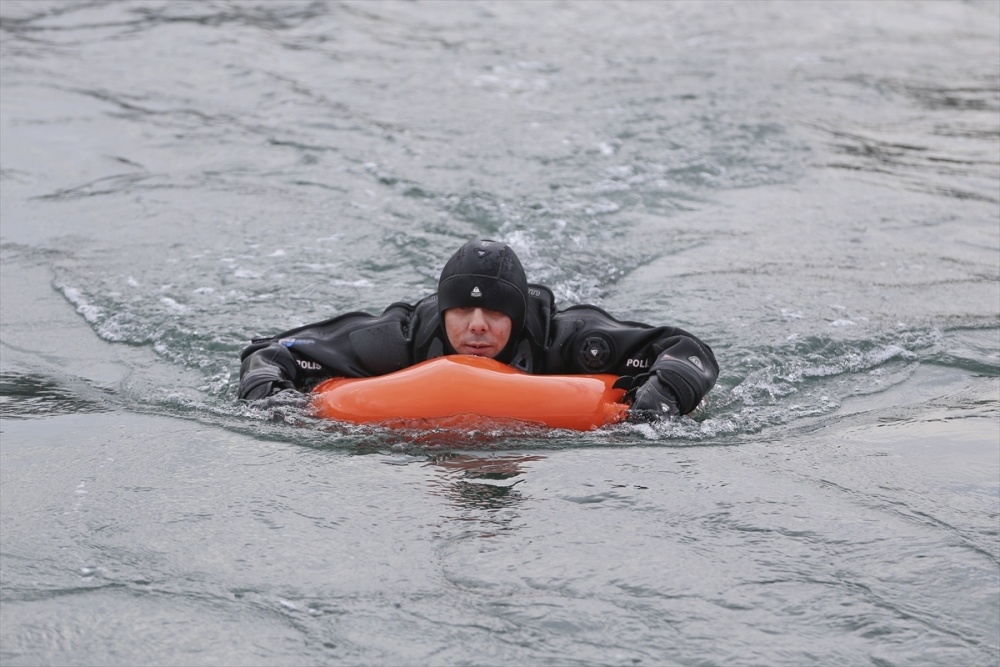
[1, 2, 998, 665]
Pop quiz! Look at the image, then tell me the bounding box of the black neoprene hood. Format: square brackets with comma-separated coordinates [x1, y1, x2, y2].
[437, 240, 529, 356]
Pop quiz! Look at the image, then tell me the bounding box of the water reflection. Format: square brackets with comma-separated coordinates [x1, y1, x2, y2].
[424, 454, 546, 527]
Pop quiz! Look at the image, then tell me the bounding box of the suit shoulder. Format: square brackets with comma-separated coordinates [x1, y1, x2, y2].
[556, 304, 653, 330]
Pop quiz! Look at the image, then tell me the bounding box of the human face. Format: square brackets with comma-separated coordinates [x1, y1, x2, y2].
[443, 307, 512, 358]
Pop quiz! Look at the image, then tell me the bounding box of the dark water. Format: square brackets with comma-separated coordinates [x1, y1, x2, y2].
[1, 2, 998, 665]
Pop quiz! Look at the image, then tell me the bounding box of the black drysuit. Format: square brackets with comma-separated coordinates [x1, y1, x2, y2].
[238, 284, 719, 415]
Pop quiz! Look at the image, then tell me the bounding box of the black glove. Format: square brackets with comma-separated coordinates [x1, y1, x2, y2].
[644, 341, 718, 415]
[246, 388, 310, 423]
[242, 378, 295, 401]
[627, 375, 680, 422]
[244, 381, 274, 401]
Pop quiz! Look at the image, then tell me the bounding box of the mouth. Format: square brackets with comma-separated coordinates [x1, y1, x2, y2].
[461, 342, 495, 356]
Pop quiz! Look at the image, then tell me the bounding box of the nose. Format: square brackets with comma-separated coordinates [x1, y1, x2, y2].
[468, 308, 489, 333]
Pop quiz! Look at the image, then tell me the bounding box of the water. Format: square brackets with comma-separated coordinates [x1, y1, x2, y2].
[1, 1, 997, 665]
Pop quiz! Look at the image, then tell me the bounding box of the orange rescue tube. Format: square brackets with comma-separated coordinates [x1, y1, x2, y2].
[311, 355, 628, 431]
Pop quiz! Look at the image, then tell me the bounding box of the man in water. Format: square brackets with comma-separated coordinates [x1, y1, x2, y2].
[239, 239, 718, 419]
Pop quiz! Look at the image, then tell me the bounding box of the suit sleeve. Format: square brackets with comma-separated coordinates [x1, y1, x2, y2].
[547, 305, 719, 414]
[237, 304, 416, 399]
[238, 342, 300, 399]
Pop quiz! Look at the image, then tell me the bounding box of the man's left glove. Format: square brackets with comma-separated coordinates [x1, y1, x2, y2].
[627, 375, 680, 422]
[624, 338, 718, 422]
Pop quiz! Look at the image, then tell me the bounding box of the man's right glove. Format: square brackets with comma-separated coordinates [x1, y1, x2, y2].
[250, 387, 309, 411]
[243, 379, 294, 401]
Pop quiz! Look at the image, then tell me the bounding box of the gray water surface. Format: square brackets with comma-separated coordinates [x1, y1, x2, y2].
[1, 2, 998, 665]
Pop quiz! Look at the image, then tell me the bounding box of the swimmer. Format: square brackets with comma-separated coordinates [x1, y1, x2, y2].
[239, 239, 718, 420]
